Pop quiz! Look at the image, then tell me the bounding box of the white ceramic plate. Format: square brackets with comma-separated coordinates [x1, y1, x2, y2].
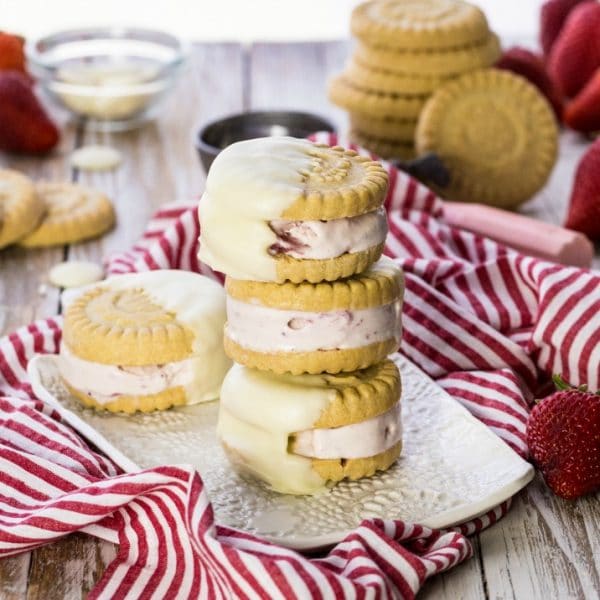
[28, 353, 534, 551]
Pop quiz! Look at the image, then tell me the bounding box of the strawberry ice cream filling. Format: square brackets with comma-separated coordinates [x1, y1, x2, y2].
[225, 297, 402, 352]
[58, 343, 198, 403]
[268, 207, 387, 259]
[291, 403, 402, 459]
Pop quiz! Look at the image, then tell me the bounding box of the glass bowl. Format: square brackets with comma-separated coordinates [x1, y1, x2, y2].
[28, 27, 187, 131]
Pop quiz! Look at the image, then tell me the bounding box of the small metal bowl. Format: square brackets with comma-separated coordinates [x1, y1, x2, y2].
[196, 111, 336, 172]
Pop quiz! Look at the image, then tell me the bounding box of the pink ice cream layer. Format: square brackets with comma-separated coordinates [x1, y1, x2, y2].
[58, 343, 196, 404]
[291, 403, 402, 459]
[225, 296, 402, 353]
[268, 208, 387, 259]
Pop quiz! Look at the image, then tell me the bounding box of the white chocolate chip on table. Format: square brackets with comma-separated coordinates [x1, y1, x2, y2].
[70, 146, 123, 172]
[48, 261, 104, 289]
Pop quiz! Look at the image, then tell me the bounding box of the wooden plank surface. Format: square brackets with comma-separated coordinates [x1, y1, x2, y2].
[0, 41, 599, 600]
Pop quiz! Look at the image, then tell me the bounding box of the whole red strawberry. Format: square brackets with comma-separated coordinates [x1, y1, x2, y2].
[527, 376, 600, 499]
[548, 2, 600, 97]
[0, 71, 59, 154]
[564, 138, 600, 239]
[564, 68, 600, 132]
[0, 32, 27, 73]
[496, 47, 563, 119]
[540, 0, 593, 57]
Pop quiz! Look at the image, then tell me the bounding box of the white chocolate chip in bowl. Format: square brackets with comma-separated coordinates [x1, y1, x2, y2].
[48, 260, 104, 289]
[70, 145, 123, 171]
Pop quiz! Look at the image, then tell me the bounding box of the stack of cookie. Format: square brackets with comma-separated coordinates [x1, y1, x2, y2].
[199, 136, 405, 495]
[329, 0, 501, 159]
[0, 168, 115, 251]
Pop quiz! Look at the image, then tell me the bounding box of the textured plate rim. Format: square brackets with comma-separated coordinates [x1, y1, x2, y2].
[27, 354, 534, 551]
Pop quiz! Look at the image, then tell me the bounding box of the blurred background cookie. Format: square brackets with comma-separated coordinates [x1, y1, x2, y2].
[0, 169, 45, 249]
[19, 182, 116, 248]
[329, 0, 501, 159]
[415, 68, 559, 208]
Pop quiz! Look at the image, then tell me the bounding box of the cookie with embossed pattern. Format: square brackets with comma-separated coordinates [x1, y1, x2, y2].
[416, 69, 558, 208]
[218, 359, 402, 495]
[351, 0, 491, 51]
[20, 182, 115, 248]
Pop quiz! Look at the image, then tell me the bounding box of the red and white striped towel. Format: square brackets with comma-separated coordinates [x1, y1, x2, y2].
[1, 132, 598, 599]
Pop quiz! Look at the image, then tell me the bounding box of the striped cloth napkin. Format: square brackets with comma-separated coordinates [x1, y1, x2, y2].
[1, 132, 598, 599]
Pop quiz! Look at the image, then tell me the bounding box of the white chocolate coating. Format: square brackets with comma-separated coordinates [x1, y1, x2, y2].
[225, 297, 402, 352]
[292, 402, 401, 459]
[62, 270, 231, 405]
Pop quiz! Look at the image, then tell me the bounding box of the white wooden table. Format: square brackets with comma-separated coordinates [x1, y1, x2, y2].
[0, 42, 598, 599]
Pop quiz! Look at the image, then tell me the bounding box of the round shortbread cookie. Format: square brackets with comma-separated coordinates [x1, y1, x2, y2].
[351, 0, 490, 51]
[415, 69, 558, 208]
[350, 113, 417, 141]
[350, 130, 416, 160]
[60, 270, 230, 413]
[0, 170, 45, 249]
[224, 337, 399, 375]
[329, 75, 427, 120]
[354, 33, 501, 76]
[312, 441, 402, 482]
[19, 182, 115, 248]
[226, 257, 403, 311]
[218, 359, 402, 494]
[346, 58, 452, 95]
[64, 285, 194, 365]
[224, 257, 404, 374]
[199, 136, 389, 282]
[274, 242, 384, 284]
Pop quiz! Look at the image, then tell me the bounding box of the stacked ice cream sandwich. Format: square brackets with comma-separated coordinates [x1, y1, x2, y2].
[199, 136, 405, 495]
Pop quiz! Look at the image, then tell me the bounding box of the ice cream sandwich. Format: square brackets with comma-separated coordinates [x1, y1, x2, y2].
[198, 136, 389, 283]
[218, 359, 402, 495]
[224, 257, 404, 374]
[59, 270, 230, 413]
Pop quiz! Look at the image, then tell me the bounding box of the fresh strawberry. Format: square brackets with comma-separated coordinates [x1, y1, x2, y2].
[540, 0, 593, 57]
[496, 47, 563, 119]
[564, 68, 600, 132]
[564, 138, 600, 239]
[548, 2, 600, 97]
[0, 32, 26, 73]
[0, 71, 59, 154]
[527, 376, 600, 499]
